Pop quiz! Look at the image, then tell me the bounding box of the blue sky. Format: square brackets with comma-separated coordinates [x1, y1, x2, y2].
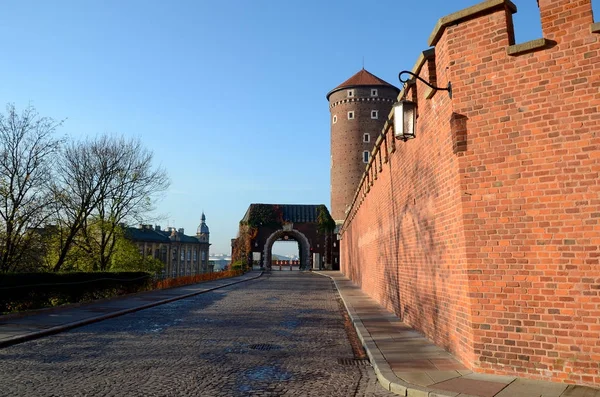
[1, 1, 597, 255]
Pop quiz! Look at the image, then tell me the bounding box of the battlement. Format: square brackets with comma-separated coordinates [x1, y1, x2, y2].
[346, 0, 599, 227]
[339, 0, 600, 387]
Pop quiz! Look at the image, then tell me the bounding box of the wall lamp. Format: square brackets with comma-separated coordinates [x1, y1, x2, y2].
[393, 70, 452, 141]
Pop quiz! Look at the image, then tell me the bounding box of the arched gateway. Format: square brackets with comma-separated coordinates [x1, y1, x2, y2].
[231, 204, 338, 271]
[263, 227, 311, 270]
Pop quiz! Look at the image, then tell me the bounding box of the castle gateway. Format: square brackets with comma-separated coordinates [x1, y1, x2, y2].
[231, 204, 338, 271]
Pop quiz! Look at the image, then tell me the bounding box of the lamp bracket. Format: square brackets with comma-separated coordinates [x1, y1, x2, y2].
[398, 70, 452, 99]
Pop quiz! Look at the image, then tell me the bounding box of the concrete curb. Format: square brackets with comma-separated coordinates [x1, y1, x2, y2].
[0, 271, 263, 349]
[314, 271, 456, 397]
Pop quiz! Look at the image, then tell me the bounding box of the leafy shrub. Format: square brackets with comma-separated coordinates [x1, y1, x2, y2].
[0, 270, 245, 314]
[0, 272, 152, 314]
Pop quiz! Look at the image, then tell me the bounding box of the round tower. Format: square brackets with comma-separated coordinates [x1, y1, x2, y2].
[327, 69, 399, 222]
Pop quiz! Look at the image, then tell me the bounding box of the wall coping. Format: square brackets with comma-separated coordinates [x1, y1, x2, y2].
[592, 22, 600, 34]
[507, 38, 549, 56]
[428, 0, 517, 47]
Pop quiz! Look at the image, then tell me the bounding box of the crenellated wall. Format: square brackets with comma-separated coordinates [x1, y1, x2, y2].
[339, 0, 600, 386]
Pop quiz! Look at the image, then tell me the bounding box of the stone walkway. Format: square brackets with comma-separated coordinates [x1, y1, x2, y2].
[0, 271, 395, 396]
[316, 271, 600, 397]
[2, 270, 599, 396]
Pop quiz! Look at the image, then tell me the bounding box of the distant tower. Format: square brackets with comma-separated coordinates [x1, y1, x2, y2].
[196, 212, 210, 243]
[327, 69, 399, 222]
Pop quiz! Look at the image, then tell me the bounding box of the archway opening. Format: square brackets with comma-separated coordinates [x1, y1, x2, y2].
[272, 240, 300, 271]
[263, 228, 311, 270]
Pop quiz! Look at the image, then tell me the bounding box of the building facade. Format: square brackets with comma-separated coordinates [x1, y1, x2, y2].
[125, 213, 211, 277]
[232, 204, 339, 270]
[327, 69, 399, 222]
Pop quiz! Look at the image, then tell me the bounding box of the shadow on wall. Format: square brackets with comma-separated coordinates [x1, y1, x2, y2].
[345, 226, 361, 287]
[379, 146, 451, 351]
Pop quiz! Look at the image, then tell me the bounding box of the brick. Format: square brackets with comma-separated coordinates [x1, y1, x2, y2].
[338, 0, 600, 389]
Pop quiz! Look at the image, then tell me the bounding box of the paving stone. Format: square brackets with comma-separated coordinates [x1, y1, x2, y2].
[462, 372, 516, 384]
[389, 359, 438, 371]
[430, 358, 468, 371]
[561, 385, 600, 397]
[495, 378, 568, 397]
[394, 371, 435, 387]
[432, 377, 509, 397]
[382, 352, 414, 362]
[425, 370, 462, 384]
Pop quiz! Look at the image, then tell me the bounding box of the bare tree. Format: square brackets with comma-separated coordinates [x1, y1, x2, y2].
[0, 104, 63, 272]
[52, 136, 169, 271]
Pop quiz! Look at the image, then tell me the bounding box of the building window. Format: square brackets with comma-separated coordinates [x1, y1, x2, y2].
[172, 248, 177, 261]
[371, 89, 378, 97]
[371, 110, 378, 119]
[201, 251, 206, 261]
[187, 249, 191, 261]
[332, 115, 337, 124]
[347, 90, 354, 98]
[348, 111, 354, 120]
[193, 249, 197, 261]
[180, 249, 185, 261]
[363, 151, 370, 163]
[363, 133, 370, 143]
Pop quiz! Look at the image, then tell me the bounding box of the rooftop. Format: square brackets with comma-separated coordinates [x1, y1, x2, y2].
[326, 68, 399, 99]
[241, 204, 331, 224]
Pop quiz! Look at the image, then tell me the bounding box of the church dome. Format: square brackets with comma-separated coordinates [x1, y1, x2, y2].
[197, 212, 209, 235]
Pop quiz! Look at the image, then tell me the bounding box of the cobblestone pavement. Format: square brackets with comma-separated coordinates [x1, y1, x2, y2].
[0, 272, 396, 397]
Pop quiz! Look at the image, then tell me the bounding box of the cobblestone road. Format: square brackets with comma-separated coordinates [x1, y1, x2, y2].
[0, 272, 396, 397]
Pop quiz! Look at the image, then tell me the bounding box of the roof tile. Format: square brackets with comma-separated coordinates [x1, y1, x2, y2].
[327, 69, 398, 99]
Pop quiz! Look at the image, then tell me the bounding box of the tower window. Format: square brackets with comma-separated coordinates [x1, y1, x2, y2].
[371, 89, 378, 97]
[363, 151, 370, 163]
[363, 133, 370, 143]
[332, 115, 337, 124]
[348, 111, 354, 120]
[347, 90, 354, 98]
[371, 110, 378, 119]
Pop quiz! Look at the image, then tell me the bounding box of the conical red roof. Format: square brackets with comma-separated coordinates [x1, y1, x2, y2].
[327, 69, 398, 99]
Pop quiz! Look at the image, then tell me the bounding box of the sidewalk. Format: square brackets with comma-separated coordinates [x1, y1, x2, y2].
[316, 271, 600, 397]
[0, 271, 262, 349]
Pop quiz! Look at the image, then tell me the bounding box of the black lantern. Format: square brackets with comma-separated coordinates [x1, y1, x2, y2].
[393, 99, 417, 141]
[393, 70, 452, 142]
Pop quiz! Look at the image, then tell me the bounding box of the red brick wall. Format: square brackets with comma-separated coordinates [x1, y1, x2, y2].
[340, 0, 600, 387]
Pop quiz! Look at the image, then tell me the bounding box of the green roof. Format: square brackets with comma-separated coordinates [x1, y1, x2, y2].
[124, 227, 207, 244]
[125, 227, 171, 243]
[241, 204, 330, 224]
